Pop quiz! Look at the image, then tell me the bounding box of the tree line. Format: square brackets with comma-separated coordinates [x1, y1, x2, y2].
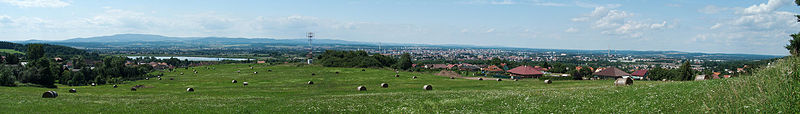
[318, 50, 412, 70]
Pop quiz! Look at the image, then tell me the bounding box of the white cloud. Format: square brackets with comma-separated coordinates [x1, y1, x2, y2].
[0, 0, 69, 8]
[572, 6, 668, 38]
[564, 27, 579, 33]
[485, 28, 495, 33]
[698, 5, 729, 14]
[490, 0, 514, 5]
[738, 0, 791, 14]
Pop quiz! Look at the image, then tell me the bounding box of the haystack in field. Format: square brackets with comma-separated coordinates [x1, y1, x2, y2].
[478, 78, 483, 80]
[146, 77, 149, 80]
[254, 72, 258, 74]
[180, 73, 184, 75]
[395, 74, 400, 77]
[357, 86, 366, 91]
[69, 89, 76, 93]
[243, 82, 249, 86]
[170, 78, 174, 80]
[380, 83, 388, 88]
[311, 73, 315, 76]
[42, 91, 58, 98]
[268, 69, 272, 72]
[450, 77, 455, 79]
[186, 88, 194, 92]
[514, 79, 518, 81]
[335, 72, 339, 74]
[614, 77, 633, 86]
[361, 69, 365, 71]
[544, 80, 552, 84]
[131, 87, 137, 91]
[496, 78, 502, 81]
[237, 70, 240, 73]
[423, 85, 432, 90]
[158, 78, 162, 80]
[307, 81, 314, 85]
[113, 85, 118, 88]
[91, 83, 96, 86]
[232, 80, 238, 83]
[412, 76, 417, 79]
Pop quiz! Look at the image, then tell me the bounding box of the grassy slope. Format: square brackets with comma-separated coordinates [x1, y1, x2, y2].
[0, 58, 797, 113]
[0, 49, 23, 55]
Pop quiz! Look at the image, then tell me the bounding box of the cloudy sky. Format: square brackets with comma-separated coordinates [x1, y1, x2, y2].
[0, 0, 798, 55]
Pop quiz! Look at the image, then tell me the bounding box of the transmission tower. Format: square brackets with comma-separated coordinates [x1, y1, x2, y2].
[307, 32, 314, 64]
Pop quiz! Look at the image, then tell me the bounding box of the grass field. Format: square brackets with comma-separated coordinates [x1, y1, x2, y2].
[0, 49, 23, 55]
[0, 58, 797, 113]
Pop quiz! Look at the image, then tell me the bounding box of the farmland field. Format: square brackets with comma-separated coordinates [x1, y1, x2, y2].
[0, 49, 23, 55]
[1, 58, 797, 113]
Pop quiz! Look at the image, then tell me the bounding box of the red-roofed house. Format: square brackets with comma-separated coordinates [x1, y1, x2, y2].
[507, 65, 544, 78]
[593, 67, 631, 79]
[484, 65, 504, 72]
[631, 69, 648, 80]
[712, 72, 721, 79]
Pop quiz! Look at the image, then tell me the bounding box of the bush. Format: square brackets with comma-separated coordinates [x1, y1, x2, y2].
[0, 69, 15, 86]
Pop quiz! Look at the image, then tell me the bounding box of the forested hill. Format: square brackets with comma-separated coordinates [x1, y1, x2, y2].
[0, 41, 99, 60]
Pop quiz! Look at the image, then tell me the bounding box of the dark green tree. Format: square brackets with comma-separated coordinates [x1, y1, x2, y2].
[4, 54, 19, 64]
[678, 61, 695, 81]
[25, 44, 45, 60]
[789, 33, 800, 56]
[0, 67, 15, 86]
[394, 53, 413, 70]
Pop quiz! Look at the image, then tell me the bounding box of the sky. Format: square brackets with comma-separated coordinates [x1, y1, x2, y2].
[0, 0, 798, 55]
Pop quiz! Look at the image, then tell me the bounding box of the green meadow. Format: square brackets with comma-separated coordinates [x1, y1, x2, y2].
[1, 58, 797, 113]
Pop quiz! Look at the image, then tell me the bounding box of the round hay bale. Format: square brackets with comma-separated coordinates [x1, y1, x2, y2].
[170, 78, 174, 80]
[158, 78, 162, 80]
[450, 77, 455, 79]
[662, 79, 667, 81]
[186, 88, 194, 92]
[146, 77, 150, 80]
[335, 72, 339, 74]
[69, 89, 76, 93]
[268, 69, 272, 72]
[395, 74, 400, 77]
[423, 85, 433, 90]
[254, 72, 258, 74]
[180, 73, 184, 75]
[361, 69, 365, 71]
[250, 67, 253, 69]
[113, 85, 118, 88]
[357, 86, 366, 91]
[42, 91, 58, 98]
[544, 80, 552, 84]
[157, 76, 161, 78]
[307, 81, 314, 85]
[232, 80, 238, 83]
[478, 78, 483, 80]
[412, 76, 417, 79]
[130, 87, 137, 91]
[91, 83, 96, 86]
[194, 71, 198, 74]
[496, 78, 502, 81]
[243, 82, 249, 86]
[237, 70, 241, 73]
[614, 77, 633, 86]
[380, 83, 388, 88]
[311, 73, 315, 76]
[514, 79, 519, 81]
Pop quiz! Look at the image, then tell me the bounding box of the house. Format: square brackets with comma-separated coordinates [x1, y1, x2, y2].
[631, 69, 648, 80]
[257, 61, 266, 64]
[695, 75, 709, 81]
[458, 64, 481, 71]
[507, 65, 544, 78]
[592, 67, 631, 79]
[426, 64, 454, 69]
[723, 75, 731, 78]
[711, 72, 721, 79]
[483, 65, 505, 72]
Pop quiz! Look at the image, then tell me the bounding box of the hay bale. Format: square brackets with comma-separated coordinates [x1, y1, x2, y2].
[170, 78, 174, 80]
[180, 73, 184, 75]
[395, 74, 400, 77]
[412, 76, 417, 79]
[357, 86, 366, 91]
[158, 78, 162, 80]
[146, 77, 150, 80]
[69, 89, 76, 93]
[254, 72, 258, 74]
[237, 70, 241, 73]
[614, 77, 633, 86]
[157, 76, 161, 78]
[478, 78, 483, 80]
[311, 73, 315, 76]
[307, 81, 314, 85]
[250, 67, 253, 69]
[361, 69, 365, 71]
[423, 85, 433, 90]
[268, 69, 272, 72]
[232, 80, 238, 83]
[194, 71, 198, 74]
[662, 79, 668, 81]
[514, 79, 519, 81]
[243, 82, 249, 86]
[186, 88, 194, 92]
[113, 85, 118, 88]
[380, 83, 388, 88]
[496, 78, 502, 81]
[42, 91, 58, 98]
[544, 80, 552, 84]
[131, 87, 137, 91]
[335, 72, 339, 74]
[91, 83, 96, 86]
[450, 77, 455, 79]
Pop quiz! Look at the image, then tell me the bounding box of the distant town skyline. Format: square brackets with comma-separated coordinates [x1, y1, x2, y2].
[1, 0, 798, 55]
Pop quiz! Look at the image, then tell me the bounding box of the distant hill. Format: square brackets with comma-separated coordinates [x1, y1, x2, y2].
[0, 41, 98, 59]
[8, 34, 782, 60]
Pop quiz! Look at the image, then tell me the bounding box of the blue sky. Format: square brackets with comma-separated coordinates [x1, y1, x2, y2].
[0, 0, 798, 55]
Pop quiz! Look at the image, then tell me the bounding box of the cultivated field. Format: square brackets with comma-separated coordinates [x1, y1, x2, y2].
[1, 58, 797, 113]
